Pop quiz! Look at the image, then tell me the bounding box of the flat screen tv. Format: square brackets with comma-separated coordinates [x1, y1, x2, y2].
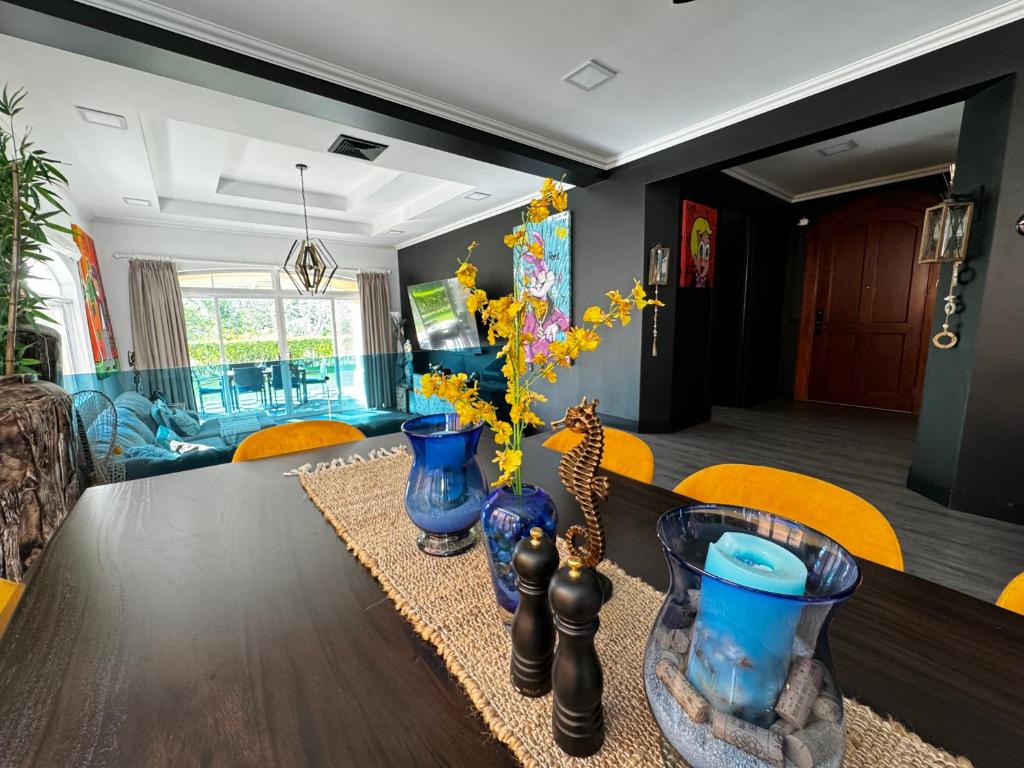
[408, 278, 481, 350]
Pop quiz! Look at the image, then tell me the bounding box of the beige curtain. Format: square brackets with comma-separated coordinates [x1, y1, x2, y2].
[128, 259, 196, 409]
[357, 271, 396, 409]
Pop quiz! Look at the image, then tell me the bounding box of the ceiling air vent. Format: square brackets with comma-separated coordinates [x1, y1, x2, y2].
[327, 134, 389, 161]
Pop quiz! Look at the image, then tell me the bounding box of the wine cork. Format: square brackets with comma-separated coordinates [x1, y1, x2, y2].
[655, 658, 709, 724]
[775, 657, 825, 729]
[656, 628, 690, 655]
[711, 710, 784, 768]
[812, 694, 841, 723]
[770, 718, 798, 736]
[784, 720, 843, 768]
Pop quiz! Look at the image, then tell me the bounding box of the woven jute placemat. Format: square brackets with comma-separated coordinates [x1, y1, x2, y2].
[295, 448, 972, 768]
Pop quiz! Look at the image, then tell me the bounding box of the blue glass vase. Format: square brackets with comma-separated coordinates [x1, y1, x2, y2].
[401, 414, 487, 556]
[644, 504, 862, 768]
[481, 484, 557, 613]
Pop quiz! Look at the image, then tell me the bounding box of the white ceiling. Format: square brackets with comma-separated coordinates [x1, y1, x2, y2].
[79, 0, 1024, 167]
[728, 103, 963, 202]
[0, 34, 548, 249]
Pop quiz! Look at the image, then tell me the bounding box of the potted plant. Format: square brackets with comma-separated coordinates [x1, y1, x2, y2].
[417, 178, 662, 611]
[1, 85, 71, 384]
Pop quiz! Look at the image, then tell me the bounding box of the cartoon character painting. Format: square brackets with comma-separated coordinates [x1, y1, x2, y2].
[513, 211, 572, 363]
[680, 201, 717, 288]
[72, 224, 120, 377]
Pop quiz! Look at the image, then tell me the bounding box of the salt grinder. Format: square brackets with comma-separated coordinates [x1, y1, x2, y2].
[510, 527, 560, 696]
[549, 556, 605, 757]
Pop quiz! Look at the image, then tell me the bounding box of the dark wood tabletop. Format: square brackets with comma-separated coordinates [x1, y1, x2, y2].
[0, 432, 1021, 767]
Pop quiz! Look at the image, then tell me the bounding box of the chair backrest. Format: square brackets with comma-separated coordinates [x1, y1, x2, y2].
[673, 463, 904, 571]
[232, 420, 366, 462]
[996, 572, 1024, 615]
[0, 578, 24, 637]
[542, 427, 655, 484]
[232, 364, 264, 390]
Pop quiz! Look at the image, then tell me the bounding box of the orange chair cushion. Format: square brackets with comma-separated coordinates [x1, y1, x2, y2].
[0, 578, 24, 636]
[996, 572, 1024, 616]
[233, 421, 365, 462]
[673, 463, 904, 571]
[543, 427, 654, 484]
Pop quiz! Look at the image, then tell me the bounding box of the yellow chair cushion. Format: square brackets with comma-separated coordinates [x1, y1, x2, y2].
[233, 421, 366, 462]
[673, 463, 904, 571]
[543, 427, 655, 484]
[996, 572, 1024, 616]
[0, 578, 24, 636]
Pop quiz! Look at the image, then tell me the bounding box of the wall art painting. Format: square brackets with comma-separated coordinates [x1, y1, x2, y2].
[680, 200, 717, 288]
[512, 210, 571, 364]
[72, 224, 120, 377]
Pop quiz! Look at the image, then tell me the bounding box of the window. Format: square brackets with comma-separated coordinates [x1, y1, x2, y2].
[178, 268, 366, 414]
[24, 251, 92, 375]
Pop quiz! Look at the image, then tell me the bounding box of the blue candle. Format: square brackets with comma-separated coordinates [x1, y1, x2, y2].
[686, 532, 808, 726]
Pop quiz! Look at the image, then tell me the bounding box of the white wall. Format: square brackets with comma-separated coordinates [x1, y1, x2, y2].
[86, 221, 400, 366]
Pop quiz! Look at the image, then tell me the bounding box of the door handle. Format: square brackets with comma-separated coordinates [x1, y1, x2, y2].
[814, 309, 824, 335]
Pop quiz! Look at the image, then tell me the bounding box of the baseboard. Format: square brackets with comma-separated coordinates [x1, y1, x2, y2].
[907, 468, 1023, 525]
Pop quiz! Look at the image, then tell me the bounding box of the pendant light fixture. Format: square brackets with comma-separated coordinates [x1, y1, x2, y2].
[283, 163, 338, 295]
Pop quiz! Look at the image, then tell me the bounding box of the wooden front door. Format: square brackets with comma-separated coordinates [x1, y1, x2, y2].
[798, 192, 937, 412]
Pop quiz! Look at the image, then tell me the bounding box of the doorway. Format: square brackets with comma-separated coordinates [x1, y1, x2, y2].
[794, 191, 938, 412]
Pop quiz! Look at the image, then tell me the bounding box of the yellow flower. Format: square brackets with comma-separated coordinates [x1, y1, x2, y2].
[493, 448, 522, 488]
[503, 230, 527, 249]
[493, 421, 513, 445]
[583, 306, 611, 326]
[551, 189, 568, 212]
[567, 326, 601, 353]
[541, 178, 558, 196]
[466, 289, 488, 314]
[455, 261, 477, 289]
[527, 199, 549, 223]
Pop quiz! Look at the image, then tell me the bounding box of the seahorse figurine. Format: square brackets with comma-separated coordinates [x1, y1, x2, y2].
[552, 398, 612, 600]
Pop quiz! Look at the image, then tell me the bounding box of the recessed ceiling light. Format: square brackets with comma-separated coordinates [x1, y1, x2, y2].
[563, 60, 617, 92]
[817, 140, 858, 157]
[123, 197, 152, 207]
[465, 191, 491, 201]
[76, 106, 128, 130]
[387, 229, 405, 235]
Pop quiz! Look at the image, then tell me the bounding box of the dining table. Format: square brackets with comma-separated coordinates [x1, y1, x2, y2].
[0, 431, 1020, 767]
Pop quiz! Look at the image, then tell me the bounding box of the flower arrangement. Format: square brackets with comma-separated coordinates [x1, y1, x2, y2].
[418, 178, 662, 493]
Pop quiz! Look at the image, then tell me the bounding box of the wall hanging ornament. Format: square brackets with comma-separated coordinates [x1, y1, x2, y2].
[933, 260, 962, 350]
[648, 244, 670, 356]
[552, 397, 613, 601]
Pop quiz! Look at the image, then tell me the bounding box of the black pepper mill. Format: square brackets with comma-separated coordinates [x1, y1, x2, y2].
[549, 556, 605, 757]
[510, 527, 559, 696]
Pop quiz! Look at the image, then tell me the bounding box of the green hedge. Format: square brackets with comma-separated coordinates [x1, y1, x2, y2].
[188, 337, 335, 365]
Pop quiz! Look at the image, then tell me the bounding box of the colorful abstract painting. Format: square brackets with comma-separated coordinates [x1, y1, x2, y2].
[512, 210, 571, 363]
[680, 200, 717, 288]
[72, 224, 120, 377]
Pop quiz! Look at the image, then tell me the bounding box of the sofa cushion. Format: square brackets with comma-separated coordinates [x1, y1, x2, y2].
[151, 399, 201, 437]
[114, 392, 160, 433]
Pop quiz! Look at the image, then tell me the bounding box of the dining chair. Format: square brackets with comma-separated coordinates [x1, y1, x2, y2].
[232, 420, 366, 462]
[231, 363, 267, 408]
[0, 578, 24, 636]
[996, 572, 1024, 615]
[673, 464, 904, 571]
[543, 427, 655, 484]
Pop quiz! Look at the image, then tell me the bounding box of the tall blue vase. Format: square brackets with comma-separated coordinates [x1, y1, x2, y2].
[481, 484, 557, 613]
[401, 414, 487, 556]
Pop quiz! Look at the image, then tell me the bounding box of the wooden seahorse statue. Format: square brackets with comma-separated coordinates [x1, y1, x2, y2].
[552, 397, 610, 569]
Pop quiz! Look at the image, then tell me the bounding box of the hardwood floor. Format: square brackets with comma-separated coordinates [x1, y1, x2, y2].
[636, 400, 1024, 603]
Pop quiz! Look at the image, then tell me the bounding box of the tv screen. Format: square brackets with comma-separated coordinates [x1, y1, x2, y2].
[408, 278, 482, 350]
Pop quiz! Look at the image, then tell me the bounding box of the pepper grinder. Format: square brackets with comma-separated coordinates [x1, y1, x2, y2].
[549, 556, 605, 757]
[510, 527, 559, 696]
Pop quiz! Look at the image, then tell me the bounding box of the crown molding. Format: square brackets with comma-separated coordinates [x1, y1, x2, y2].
[724, 163, 950, 204]
[605, 1, 1024, 168]
[395, 194, 535, 250]
[73, 0, 608, 168]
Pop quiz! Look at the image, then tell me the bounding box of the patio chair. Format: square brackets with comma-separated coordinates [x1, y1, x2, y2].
[230, 363, 266, 408]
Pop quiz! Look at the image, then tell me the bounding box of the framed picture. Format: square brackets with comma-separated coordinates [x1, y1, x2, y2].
[512, 210, 571, 364]
[72, 224, 120, 378]
[680, 200, 717, 288]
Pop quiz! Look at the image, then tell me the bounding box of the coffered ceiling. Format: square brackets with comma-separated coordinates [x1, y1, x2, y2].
[0, 33, 548, 248]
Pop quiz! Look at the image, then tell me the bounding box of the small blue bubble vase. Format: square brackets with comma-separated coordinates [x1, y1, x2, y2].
[401, 413, 487, 557]
[481, 484, 558, 613]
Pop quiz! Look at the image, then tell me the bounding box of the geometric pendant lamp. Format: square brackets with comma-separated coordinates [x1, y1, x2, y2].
[283, 163, 339, 294]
